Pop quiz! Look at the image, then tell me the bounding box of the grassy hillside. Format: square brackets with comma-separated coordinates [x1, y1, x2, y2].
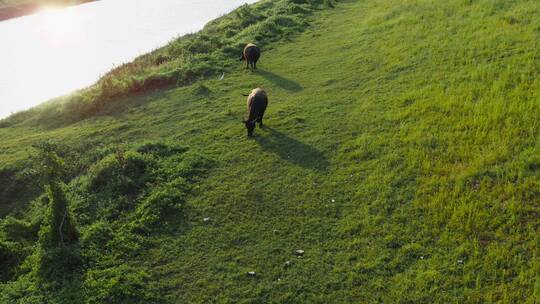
[1, 0, 539, 302]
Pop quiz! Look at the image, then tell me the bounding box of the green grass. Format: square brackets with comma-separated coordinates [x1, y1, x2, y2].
[1, 0, 539, 302]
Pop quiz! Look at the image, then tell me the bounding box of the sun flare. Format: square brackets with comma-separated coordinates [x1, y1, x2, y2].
[36, 6, 83, 46]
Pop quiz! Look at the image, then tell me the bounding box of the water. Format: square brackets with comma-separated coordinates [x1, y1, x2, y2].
[0, 0, 258, 119]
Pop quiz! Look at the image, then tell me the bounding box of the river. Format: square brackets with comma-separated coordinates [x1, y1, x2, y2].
[0, 0, 258, 119]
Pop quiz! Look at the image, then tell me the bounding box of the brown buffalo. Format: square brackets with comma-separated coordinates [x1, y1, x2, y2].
[243, 88, 268, 137]
[240, 43, 261, 72]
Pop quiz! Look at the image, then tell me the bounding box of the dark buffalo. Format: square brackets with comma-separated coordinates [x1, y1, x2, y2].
[240, 43, 261, 72]
[243, 88, 268, 137]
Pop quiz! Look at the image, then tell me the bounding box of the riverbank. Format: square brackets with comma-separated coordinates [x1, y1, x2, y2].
[0, 0, 260, 120]
[0, 0, 96, 21]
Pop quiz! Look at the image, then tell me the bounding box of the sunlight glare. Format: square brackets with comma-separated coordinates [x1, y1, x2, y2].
[35, 6, 84, 46]
[0, 0, 259, 119]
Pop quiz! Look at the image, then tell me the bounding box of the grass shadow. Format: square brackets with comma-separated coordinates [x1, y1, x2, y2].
[255, 127, 329, 171]
[257, 69, 303, 92]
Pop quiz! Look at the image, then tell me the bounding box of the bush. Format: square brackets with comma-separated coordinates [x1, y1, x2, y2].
[87, 150, 149, 196]
[324, 0, 335, 8]
[80, 221, 113, 256]
[34, 246, 82, 284]
[2, 141, 211, 301]
[0, 216, 39, 244]
[0, 165, 42, 212]
[38, 182, 79, 249]
[85, 265, 163, 304]
[132, 178, 189, 232]
[0, 240, 23, 282]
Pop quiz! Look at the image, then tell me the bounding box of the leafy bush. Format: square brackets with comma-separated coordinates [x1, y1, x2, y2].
[0, 240, 23, 282]
[0, 140, 212, 301]
[85, 265, 163, 304]
[86, 150, 149, 196]
[132, 178, 189, 232]
[38, 183, 79, 249]
[0, 216, 39, 244]
[0, 165, 42, 216]
[33, 246, 82, 285]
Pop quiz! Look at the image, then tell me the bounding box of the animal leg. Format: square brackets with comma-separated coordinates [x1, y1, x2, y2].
[258, 117, 263, 128]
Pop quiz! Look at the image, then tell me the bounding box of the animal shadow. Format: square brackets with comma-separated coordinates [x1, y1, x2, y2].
[256, 127, 328, 171]
[257, 69, 303, 92]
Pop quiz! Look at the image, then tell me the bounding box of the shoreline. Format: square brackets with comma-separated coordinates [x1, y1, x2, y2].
[0, 0, 97, 21]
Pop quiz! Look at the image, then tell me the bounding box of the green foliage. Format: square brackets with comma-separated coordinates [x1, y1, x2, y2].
[79, 220, 112, 259]
[86, 150, 149, 195]
[0, 165, 41, 216]
[38, 183, 79, 249]
[77, 143, 210, 302]
[34, 246, 82, 285]
[0, 216, 39, 284]
[1, 0, 539, 302]
[32, 142, 67, 184]
[32, 144, 79, 250]
[131, 178, 189, 233]
[0, 140, 113, 218]
[324, 0, 335, 8]
[0, 240, 23, 282]
[84, 265, 162, 304]
[0, 216, 39, 244]
[26, 145, 81, 293]
[0, 141, 212, 301]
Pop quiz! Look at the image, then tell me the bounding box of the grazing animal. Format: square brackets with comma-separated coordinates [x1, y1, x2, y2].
[243, 88, 268, 137]
[241, 43, 261, 72]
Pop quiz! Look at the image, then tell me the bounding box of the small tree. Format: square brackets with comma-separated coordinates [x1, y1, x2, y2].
[33, 142, 78, 248]
[31, 142, 80, 284]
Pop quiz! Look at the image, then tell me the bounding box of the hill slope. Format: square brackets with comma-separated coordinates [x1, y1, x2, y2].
[1, 0, 539, 302]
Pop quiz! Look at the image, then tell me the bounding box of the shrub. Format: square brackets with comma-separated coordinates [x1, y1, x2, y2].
[324, 0, 335, 8]
[0, 216, 39, 244]
[38, 182, 79, 249]
[0, 240, 23, 282]
[87, 150, 149, 196]
[80, 220, 113, 255]
[84, 265, 163, 304]
[2, 141, 211, 301]
[34, 246, 82, 284]
[132, 178, 190, 232]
